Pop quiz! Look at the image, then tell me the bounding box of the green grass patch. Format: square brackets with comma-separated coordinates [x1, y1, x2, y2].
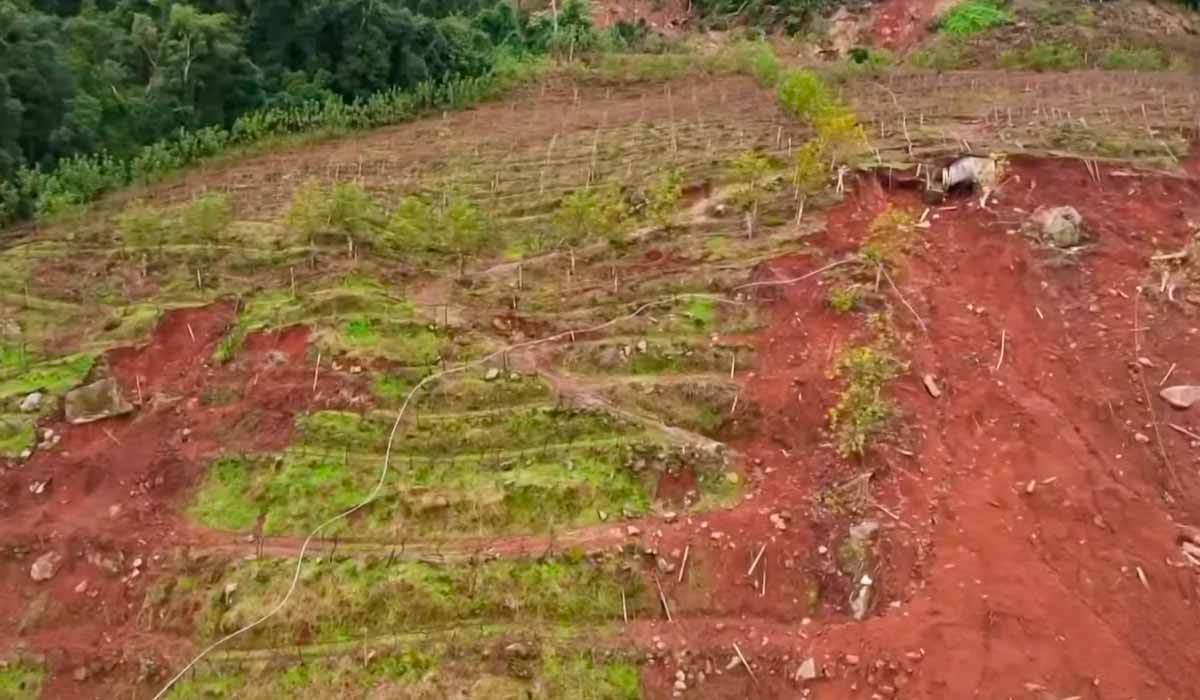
[563, 339, 754, 376]
[684, 298, 716, 331]
[0, 415, 36, 458]
[938, 0, 1009, 36]
[1001, 43, 1084, 71]
[0, 353, 95, 400]
[1100, 47, 1167, 71]
[0, 660, 44, 700]
[162, 643, 641, 700]
[602, 380, 743, 440]
[148, 553, 647, 650]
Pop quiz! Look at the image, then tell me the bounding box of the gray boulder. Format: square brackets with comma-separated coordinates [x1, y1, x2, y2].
[64, 379, 134, 425]
[1029, 206, 1083, 248]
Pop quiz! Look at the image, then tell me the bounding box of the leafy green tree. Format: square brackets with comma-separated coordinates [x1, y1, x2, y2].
[553, 187, 628, 248]
[389, 193, 488, 273]
[646, 169, 683, 230]
[791, 140, 826, 222]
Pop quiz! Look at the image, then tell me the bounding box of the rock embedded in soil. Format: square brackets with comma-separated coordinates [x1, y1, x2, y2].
[1028, 205, 1084, 248]
[30, 551, 63, 581]
[797, 657, 818, 681]
[64, 378, 134, 425]
[1161, 385, 1200, 410]
[19, 391, 43, 412]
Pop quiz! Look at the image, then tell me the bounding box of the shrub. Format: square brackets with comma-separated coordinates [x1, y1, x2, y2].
[645, 169, 683, 229]
[553, 187, 628, 248]
[862, 206, 917, 265]
[827, 284, 864, 314]
[183, 193, 234, 244]
[777, 69, 832, 120]
[910, 42, 968, 71]
[1001, 43, 1084, 71]
[938, 0, 1009, 36]
[116, 200, 168, 250]
[1100, 48, 1167, 71]
[827, 344, 905, 458]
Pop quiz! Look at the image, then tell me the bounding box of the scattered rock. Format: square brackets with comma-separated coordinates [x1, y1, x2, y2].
[626, 525, 641, 537]
[72, 666, 90, 682]
[483, 367, 501, 381]
[1161, 385, 1200, 410]
[18, 448, 32, 461]
[64, 379, 134, 425]
[1028, 205, 1084, 248]
[844, 654, 861, 665]
[636, 339, 648, 353]
[504, 642, 535, 660]
[797, 657, 818, 681]
[74, 580, 89, 594]
[1134, 432, 1151, 444]
[19, 392, 43, 412]
[30, 551, 64, 581]
[673, 679, 687, 691]
[922, 374, 942, 399]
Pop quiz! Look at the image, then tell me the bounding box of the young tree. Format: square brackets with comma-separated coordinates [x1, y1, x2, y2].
[791, 140, 826, 223]
[728, 151, 773, 237]
[645, 169, 683, 231]
[388, 193, 488, 275]
[182, 192, 233, 244]
[285, 179, 381, 257]
[553, 187, 627, 248]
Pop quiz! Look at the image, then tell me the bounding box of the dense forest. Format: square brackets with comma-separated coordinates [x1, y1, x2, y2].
[0, 0, 619, 223]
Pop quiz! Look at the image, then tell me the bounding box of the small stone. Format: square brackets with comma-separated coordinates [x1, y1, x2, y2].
[484, 368, 501, 381]
[1028, 205, 1083, 248]
[845, 654, 860, 665]
[19, 392, 43, 412]
[1134, 432, 1150, 444]
[674, 679, 687, 691]
[922, 374, 942, 399]
[18, 448, 32, 460]
[637, 340, 648, 353]
[626, 525, 641, 537]
[675, 670, 685, 681]
[1137, 357, 1154, 368]
[31, 551, 63, 581]
[74, 580, 88, 594]
[797, 657, 818, 681]
[72, 667, 89, 682]
[1161, 386, 1200, 410]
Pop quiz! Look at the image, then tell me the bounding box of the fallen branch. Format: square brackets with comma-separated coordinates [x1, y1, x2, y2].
[1133, 289, 1182, 493]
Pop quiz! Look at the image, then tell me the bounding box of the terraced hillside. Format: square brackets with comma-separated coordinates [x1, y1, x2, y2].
[2, 37, 1200, 700]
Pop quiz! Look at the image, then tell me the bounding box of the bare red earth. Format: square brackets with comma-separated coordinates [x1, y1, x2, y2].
[871, 0, 954, 50]
[0, 304, 368, 698]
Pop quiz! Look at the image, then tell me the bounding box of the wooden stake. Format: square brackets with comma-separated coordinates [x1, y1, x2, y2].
[187, 324, 196, 343]
[732, 643, 758, 685]
[135, 375, 144, 405]
[1168, 423, 1200, 442]
[729, 353, 736, 380]
[654, 574, 672, 622]
[312, 352, 322, 392]
[1159, 363, 1177, 386]
[678, 545, 690, 584]
[995, 329, 1006, 372]
[622, 589, 629, 623]
[747, 543, 766, 577]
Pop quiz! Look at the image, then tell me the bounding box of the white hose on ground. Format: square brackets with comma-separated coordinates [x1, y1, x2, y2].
[152, 290, 758, 699]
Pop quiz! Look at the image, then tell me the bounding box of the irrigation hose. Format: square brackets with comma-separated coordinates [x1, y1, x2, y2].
[151, 290, 755, 698]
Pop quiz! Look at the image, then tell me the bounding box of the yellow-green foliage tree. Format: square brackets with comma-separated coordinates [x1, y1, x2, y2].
[116, 200, 167, 252]
[553, 187, 628, 248]
[645, 169, 683, 230]
[389, 193, 488, 274]
[728, 151, 773, 236]
[286, 180, 381, 257]
[777, 68, 867, 167]
[792, 140, 826, 222]
[182, 193, 233, 244]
